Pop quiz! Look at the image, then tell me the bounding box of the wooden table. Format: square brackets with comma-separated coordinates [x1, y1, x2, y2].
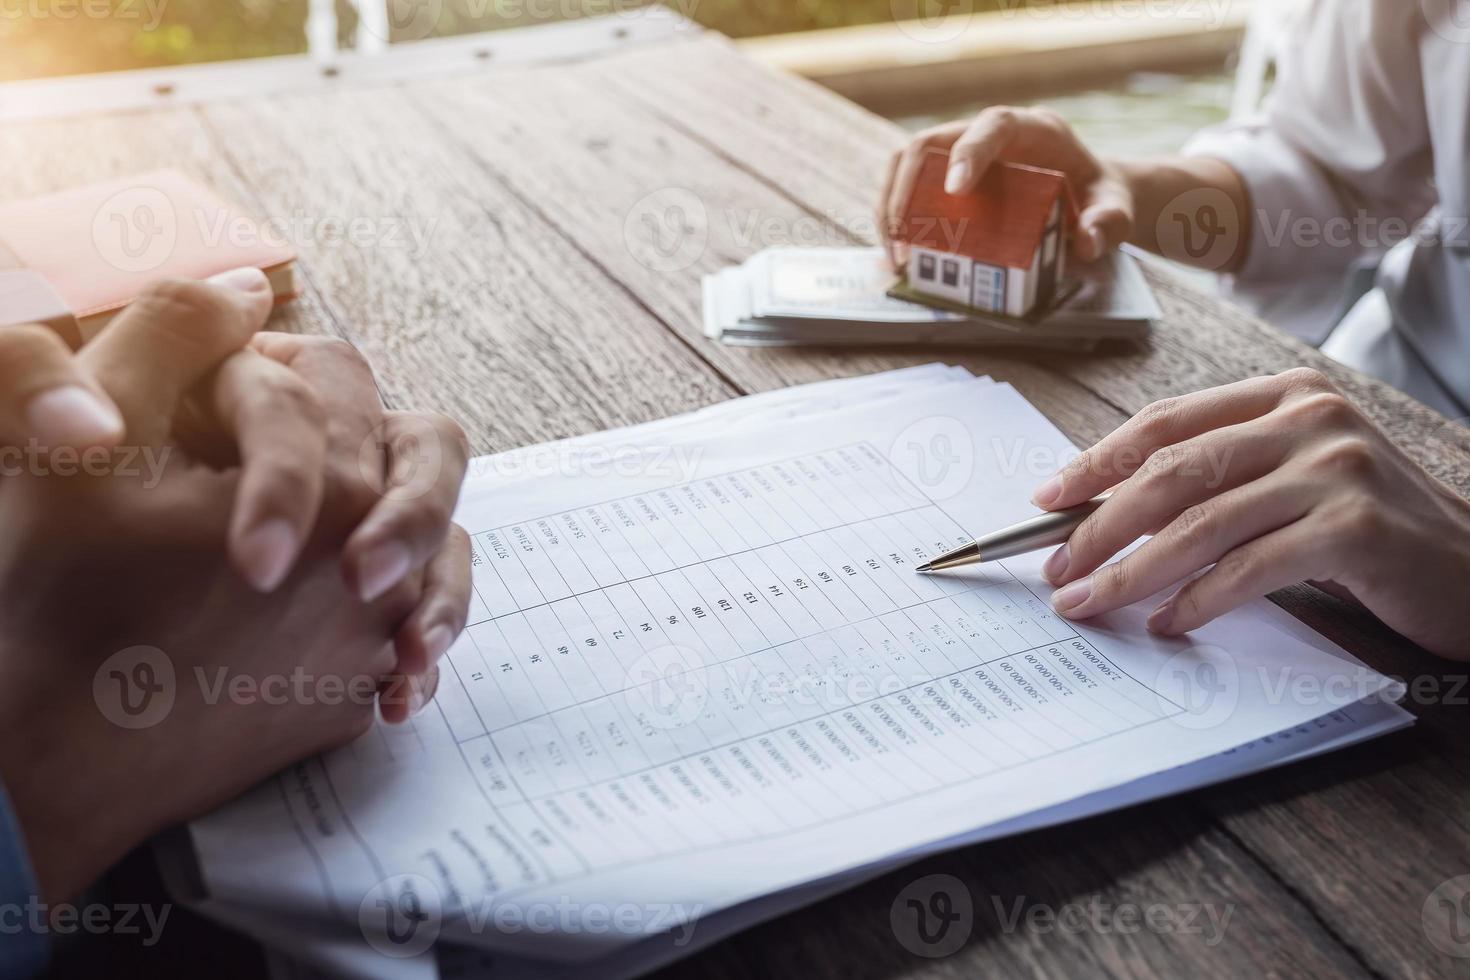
[11, 13, 1470, 980]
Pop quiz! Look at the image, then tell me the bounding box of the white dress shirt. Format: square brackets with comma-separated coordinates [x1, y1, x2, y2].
[1184, 0, 1470, 418]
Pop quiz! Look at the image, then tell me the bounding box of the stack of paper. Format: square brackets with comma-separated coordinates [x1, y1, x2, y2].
[161, 366, 1411, 980]
[701, 248, 1160, 349]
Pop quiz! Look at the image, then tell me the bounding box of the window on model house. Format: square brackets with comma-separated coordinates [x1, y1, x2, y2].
[941, 259, 959, 287]
[972, 265, 1005, 311]
[918, 253, 936, 281]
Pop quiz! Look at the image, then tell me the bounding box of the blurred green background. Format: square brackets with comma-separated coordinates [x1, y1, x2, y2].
[1, 0, 1046, 82]
[1, 0, 1233, 155]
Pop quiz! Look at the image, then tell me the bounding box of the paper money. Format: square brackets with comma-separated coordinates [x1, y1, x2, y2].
[701, 246, 1159, 350]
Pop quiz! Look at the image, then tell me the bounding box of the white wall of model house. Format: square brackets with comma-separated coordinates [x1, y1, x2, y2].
[906, 198, 1065, 318]
[907, 246, 1036, 317]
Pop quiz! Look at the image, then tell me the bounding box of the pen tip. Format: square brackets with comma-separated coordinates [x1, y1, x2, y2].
[915, 563, 933, 574]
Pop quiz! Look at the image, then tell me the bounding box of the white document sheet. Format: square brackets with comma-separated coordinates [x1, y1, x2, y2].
[179, 367, 1410, 977]
[432, 699, 1411, 980]
[196, 698, 1409, 980]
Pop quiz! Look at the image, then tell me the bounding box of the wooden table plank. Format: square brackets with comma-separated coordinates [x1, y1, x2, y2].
[193, 85, 740, 453]
[0, 7, 691, 124]
[402, 59, 1128, 447]
[655, 806, 1371, 980]
[0, 88, 743, 455]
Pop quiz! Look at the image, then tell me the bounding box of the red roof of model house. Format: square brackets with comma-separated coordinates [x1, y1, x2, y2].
[896, 155, 1077, 271]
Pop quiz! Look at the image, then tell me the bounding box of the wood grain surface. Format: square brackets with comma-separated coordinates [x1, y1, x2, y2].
[11, 24, 1470, 980]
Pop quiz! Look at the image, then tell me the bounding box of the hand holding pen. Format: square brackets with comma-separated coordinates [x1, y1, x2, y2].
[916, 370, 1470, 661]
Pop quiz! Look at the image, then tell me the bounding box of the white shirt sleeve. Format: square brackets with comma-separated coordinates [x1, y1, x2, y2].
[1184, 0, 1437, 283]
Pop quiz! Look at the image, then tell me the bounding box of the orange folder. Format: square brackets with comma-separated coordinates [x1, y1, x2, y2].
[0, 169, 296, 340]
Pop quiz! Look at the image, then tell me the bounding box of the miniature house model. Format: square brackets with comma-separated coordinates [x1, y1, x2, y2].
[897, 156, 1077, 318]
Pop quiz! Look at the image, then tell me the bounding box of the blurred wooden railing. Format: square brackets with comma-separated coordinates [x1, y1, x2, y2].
[736, 0, 1259, 116]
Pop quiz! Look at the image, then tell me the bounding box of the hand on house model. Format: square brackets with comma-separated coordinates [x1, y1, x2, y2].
[877, 105, 1251, 285]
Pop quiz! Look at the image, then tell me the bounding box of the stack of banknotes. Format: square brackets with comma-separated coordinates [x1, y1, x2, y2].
[701, 246, 1161, 350]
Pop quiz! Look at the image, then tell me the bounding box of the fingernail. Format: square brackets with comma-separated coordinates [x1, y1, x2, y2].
[25, 385, 124, 448]
[238, 518, 298, 592]
[1031, 474, 1064, 509]
[1088, 225, 1107, 259]
[1147, 600, 1176, 634]
[944, 161, 971, 194]
[1042, 543, 1070, 584]
[422, 624, 454, 663]
[409, 670, 440, 716]
[1051, 577, 1093, 618]
[207, 266, 270, 294]
[357, 541, 412, 602]
[382, 675, 410, 715]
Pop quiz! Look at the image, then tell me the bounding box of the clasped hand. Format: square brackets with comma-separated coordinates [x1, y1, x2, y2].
[0, 268, 472, 902]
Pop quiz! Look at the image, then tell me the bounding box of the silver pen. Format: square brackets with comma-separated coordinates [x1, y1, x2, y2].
[915, 498, 1107, 573]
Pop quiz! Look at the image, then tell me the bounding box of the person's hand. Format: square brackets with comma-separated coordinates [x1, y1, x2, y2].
[236, 331, 473, 717]
[0, 270, 472, 685]
[1032, 368, 1470, 660]
[0, 267, 354, 593]
[0, 320, 125, 449]
[0, 275, 471, 902]
[877, 106, 1135, 270]
[107, 280, 473, 714]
